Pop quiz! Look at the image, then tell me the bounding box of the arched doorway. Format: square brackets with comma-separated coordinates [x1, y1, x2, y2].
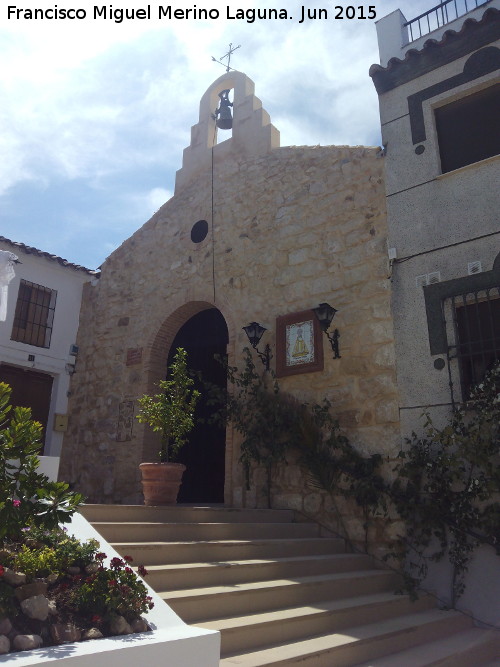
[167, 308, 228, 503]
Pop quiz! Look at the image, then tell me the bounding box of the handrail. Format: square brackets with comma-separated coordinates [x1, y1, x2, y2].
[404, 0, 491, 42]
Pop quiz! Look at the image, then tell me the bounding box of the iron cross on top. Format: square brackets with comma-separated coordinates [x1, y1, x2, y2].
[212, 43, 241, 72]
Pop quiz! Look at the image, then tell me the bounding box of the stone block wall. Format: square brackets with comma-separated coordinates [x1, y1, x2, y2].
[60, 141, 398, 507]
[263, 451, 405, 562]
[60, 74, 400, 521]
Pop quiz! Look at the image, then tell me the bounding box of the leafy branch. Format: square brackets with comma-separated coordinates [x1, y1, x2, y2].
[0, 382, 84, 544]
[388, 362, 500, 605]
[136, 348, 200, 463]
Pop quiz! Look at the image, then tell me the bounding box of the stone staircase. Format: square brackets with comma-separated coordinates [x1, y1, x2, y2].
[80, 504, 499, 666]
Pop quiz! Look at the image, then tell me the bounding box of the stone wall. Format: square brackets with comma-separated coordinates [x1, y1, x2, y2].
[264, 450, 404, 563]
[60, 73, 400, 515]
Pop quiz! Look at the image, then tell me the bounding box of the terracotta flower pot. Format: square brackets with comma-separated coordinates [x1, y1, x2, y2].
[139, 462, 186, 506]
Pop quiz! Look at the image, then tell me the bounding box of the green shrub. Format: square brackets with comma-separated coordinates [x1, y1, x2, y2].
[390, 362, 500, 604]
[0, 382, 84, 543]
[24, 526, 99, 570]
[69, 555, 153, 622]
[206, 348, 298, 507]
[293, 399, 386, 551]
[10, 529, 100, 580]
[12, 545, 61, 579]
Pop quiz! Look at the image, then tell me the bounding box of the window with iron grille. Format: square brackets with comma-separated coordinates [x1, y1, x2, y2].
[448, 288, 500, 398]
[11, 280, 57, 348]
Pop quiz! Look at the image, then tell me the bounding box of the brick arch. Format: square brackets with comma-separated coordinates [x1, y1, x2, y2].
[144, 301, 214, 392]
[144, 300, 237, 387]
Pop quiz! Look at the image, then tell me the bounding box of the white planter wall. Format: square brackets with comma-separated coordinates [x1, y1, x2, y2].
[0, 512, 220, 666]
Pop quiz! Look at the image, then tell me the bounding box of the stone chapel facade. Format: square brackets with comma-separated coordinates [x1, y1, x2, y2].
[59, 72, 399, 516]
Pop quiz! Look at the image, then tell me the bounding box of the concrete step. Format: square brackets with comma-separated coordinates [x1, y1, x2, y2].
[199, 592, 435, 655]
[163, 569, 401, 622]
[86, 504, 487, 666]
[91, 520, 321, 543]
[80, 504, 296, 524]
[219, 608, 472, 666]
[143, 552, 374, 591]
[111, 536, 347, 565]
[354, 626, 500, 666]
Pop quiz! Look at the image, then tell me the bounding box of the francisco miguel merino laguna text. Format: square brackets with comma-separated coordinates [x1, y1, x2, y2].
[7, 4, 377, 22]
[8, 5, 291, 22]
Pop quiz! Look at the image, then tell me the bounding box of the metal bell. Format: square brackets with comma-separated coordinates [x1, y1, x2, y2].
[215, 89, 233, 130]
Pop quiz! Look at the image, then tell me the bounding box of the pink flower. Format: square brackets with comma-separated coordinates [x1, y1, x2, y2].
[0, 565, 5, 577]
[12, 499, 20, 507]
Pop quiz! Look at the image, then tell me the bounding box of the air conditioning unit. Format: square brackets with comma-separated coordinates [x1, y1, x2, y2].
[69, 344, 79, 356]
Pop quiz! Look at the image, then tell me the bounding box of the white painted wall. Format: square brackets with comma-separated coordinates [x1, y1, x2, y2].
[0, 511, 220, 666]
[0, 240, 93, 458]
[376, 0, 500, 67]
[375, 22, 500, 437]
[419, 541, 500, 629]
[375, 9, 409, 67]
[38, 456, 60, 482]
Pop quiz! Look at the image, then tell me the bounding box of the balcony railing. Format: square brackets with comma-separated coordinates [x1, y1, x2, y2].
[404, 0, 491, 42]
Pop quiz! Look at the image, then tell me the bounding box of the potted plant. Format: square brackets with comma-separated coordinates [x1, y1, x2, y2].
[136, 348, 200, 505]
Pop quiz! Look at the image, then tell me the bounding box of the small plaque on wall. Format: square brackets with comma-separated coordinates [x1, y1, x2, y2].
[126, 347, 143, 366]
[276, 309, 324, 377]
[116, 400, 134, 442]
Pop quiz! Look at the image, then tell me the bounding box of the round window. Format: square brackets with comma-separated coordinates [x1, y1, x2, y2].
[191, 220, 209, 244]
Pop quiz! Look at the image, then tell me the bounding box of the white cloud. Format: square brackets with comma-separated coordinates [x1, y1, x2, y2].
[147, 187, 173, 212]
[0, 0, 438, 266]
[126, 187, 173, 221]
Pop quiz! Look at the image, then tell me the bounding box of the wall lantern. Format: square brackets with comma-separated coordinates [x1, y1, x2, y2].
[215, 89, 233, 130]
[312, 303, 341, 359]
[242, 321, 272, 371]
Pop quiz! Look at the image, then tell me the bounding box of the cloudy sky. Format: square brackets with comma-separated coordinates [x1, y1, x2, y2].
[1, 0, 432, 269]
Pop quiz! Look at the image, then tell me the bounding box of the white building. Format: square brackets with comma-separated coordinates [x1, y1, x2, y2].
[0, 236, 96, 463]
[371, 0, 499, 427]
[371, 0, 500, 625]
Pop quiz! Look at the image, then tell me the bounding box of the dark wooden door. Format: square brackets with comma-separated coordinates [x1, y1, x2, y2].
[0, 365, 53, 452]
[168, 309, 228, 504]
